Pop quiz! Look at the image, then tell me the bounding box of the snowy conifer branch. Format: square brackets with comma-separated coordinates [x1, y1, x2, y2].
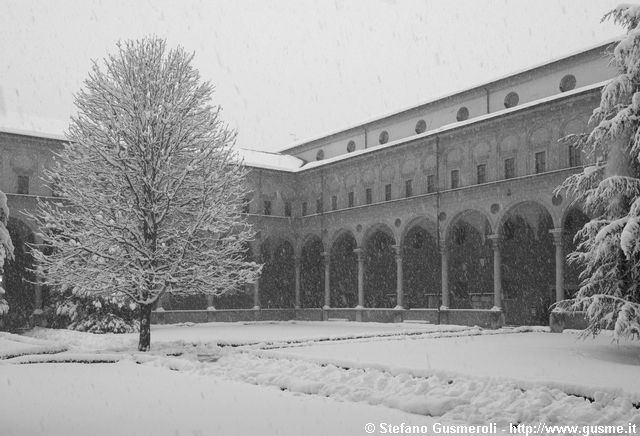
[554, 5, 640, 340]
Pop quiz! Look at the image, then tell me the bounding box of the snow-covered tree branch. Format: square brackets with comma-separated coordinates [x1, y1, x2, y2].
[29, 37, 261, 350]
[0, 190, 15, 319]
[555, 5, 640, 340]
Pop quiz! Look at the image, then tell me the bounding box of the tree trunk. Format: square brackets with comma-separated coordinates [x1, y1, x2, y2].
[138, 303, 152, 351]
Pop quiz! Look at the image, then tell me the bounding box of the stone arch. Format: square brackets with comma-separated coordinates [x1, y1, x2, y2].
[329, 231, 358, 308]
[400, 216, 438, 246]
[300, 234, 324, 308]
[361, 222, 397, 248]
[401, 217, 441, 308]
[328, 228, 357, 253]
[445, 210, 493, 309]
[362, 224, 397, 308]
[260, 237, 295, 308]
[499, 201, 555, 325]
[3, 217, 36, 325]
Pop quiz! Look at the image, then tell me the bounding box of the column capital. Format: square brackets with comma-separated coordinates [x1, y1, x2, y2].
[353, 247, 364, 261]
[439, 241, 450, 256]
[549, 228, 564, 246]
[392, 244, 403, 259]
[488, 234, 502, 249]
[294, 255, 301, 265]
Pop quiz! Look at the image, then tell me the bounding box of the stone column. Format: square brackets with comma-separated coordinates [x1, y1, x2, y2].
[354, 248, 364, 308]
[294, 256, 301, 309]
[33, 277, 43, 316]
[550, 228, 564, 303]
[206, 295, 215, 309]
[253, 278, 260, 310]
[33, 236, 44, 317]
[488, 234, 503, 309]
[322, 252, 331, 308]
[393, 245, 403, 309]
[440, 243, 449, 309]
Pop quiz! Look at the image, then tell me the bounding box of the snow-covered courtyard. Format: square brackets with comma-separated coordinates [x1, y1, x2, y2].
[1, 322, 639, 436]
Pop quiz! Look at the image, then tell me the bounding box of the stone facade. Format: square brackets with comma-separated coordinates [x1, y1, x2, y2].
[0, 40, 619, 326]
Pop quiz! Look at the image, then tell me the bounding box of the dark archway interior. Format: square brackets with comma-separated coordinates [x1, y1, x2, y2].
[329, 233, 357, 307]
[4, 218, 35, 326]
[301, 237, 324, 308]
[563, 208, 590, 298]
[364, 230, 395, 308]
[501, 205, 554, 325]
[402, 226, 440, 308]
[210, 242, 254, 309]
[448, 218, 492, 309]
[260, 239, 295, 308]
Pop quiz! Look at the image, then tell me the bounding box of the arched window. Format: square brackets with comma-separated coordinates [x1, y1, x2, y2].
[379, 130, 389, 145]
[559, 74, 576, 92]
[456, 107, 469, 122]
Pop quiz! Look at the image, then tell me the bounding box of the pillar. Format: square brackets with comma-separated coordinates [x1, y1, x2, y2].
[206, 294, 215, 309]
[33, 278, 43, 315]
[550, 228, 564, 302]
[253, 278, 260, 309]
[354, 248, 364, 308]
[393, 245, 403, 309]
[294, 256, 301, 309]
[440, 243, 449, 309]
[322, 252, 331, 308]
[488, 234, 503, 309]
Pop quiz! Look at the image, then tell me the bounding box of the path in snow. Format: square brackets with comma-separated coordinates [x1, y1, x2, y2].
[185, 348, 640, 429]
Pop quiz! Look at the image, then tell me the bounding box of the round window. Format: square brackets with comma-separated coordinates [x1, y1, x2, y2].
[415, 119, 427, 134]
[456, 107, 469, 122]
[379, 130, 389, 144]
[504, 92, 519, 108]
[346, 140, 356, 153]
[559, 74, 576, 92]
[316, 149, 324, 161]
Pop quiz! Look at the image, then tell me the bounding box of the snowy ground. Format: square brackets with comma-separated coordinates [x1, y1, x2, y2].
[2, 322, 640, 436]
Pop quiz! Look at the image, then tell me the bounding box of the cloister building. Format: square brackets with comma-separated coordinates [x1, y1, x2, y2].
[0, 38, 620, 327]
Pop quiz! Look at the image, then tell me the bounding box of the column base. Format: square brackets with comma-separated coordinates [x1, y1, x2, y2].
[29, 309, 47, 328]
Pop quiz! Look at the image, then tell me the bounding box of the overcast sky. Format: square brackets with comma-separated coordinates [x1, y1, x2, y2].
[0, 0, 623, 152]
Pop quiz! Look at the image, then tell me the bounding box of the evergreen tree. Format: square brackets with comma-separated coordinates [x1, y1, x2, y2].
[557, 5, 640, 339]
[0, 190, 15, 320]
[30, 38, 260, 350]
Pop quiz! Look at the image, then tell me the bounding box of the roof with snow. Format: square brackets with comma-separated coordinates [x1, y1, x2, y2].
[276, 36, 622, 155]
[287, 80, 607, 173]
[236, 148, 304, 172]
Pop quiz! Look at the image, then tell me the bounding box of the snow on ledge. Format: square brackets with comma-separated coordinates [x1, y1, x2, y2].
[236, 148, 304, 172]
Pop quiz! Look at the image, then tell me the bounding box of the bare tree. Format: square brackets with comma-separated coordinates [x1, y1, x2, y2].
[30, 38, 260, 350]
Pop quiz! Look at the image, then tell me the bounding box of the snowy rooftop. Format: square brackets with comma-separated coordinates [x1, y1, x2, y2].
[0, 80, 606, 174]
[0, 127, 67, 142]
[294, 80, 608, 173]
[235, 148, 304, 172]
[277, 36, 622, 154]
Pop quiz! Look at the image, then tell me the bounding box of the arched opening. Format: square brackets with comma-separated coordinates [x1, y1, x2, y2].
[210, 242, 254, 309]
[260, 238, 295, 308]
[563, 207, 590, 299]
[3, 218, 35, 326]
[301, 236, 324, 308]
[364, 229, 396, 308]
[329, 232, 357, 307]
[402, 224, 440, 308]
[500, 202, 554, 325]
[447, 212, 492, 309]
